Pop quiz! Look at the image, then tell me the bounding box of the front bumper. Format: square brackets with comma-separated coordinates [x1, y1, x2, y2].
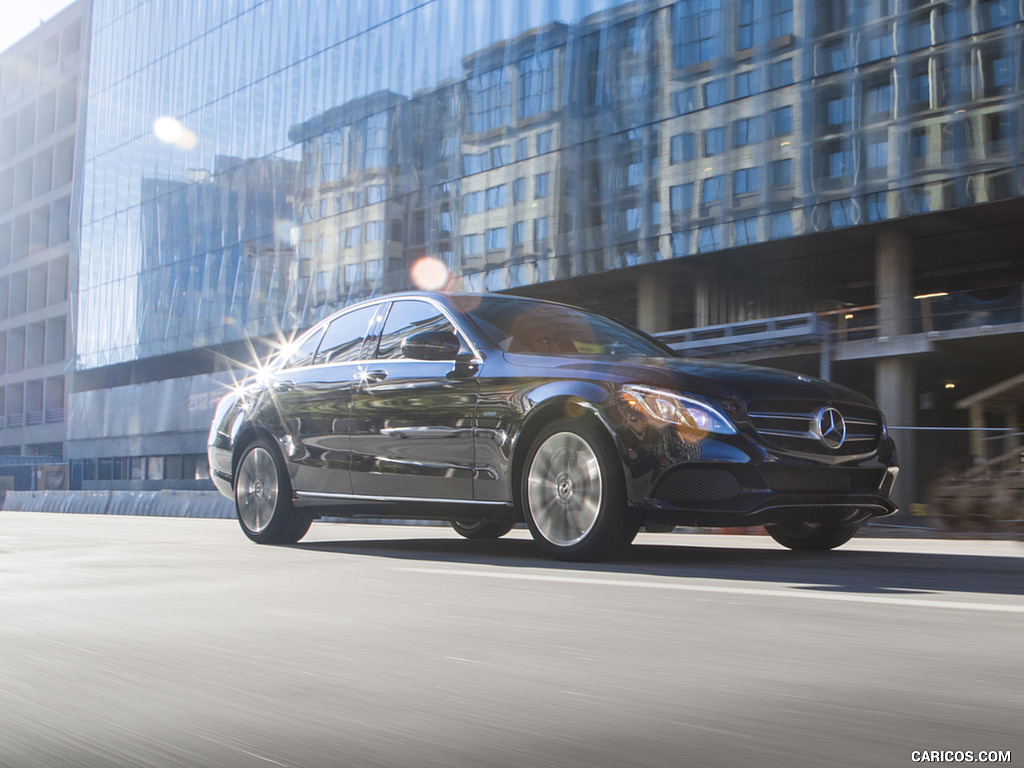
[612, 410, 899, 528]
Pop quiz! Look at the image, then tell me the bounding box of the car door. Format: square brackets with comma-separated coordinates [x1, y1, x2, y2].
[349, 298, 479, 501]
[284, 303, 382, 495]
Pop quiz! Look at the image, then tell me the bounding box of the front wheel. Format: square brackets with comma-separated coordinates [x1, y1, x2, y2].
[234, 440, 312, 545]
[520, 419, 637, 561]
[766, 520, 860, 551]
[450, 520, 515, 539]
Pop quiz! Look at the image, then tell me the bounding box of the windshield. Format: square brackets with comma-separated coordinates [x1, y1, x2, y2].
[455, 296, 673, 358]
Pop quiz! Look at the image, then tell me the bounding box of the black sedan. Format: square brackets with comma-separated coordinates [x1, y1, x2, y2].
[208, 292, 898, 561]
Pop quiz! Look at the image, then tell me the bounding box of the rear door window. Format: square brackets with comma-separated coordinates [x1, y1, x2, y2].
[278, 327, 325, 369]
[315, 305, 379, 364]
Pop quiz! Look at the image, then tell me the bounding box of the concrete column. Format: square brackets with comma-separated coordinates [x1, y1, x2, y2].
[636, 271, 671, 334]
[694, 275, 711, 327]
[875, 229, 913, 336]
[876, 356, 916, 513]
[1002, 404, 1019, 460]
[968, 404, 986, 463]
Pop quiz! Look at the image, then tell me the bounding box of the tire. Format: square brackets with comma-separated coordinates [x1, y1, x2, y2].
[520, 419, 637, 561]
[766, 519, 860, 551]
[450, 520, 515, 539]
[234, 439, 312, 545]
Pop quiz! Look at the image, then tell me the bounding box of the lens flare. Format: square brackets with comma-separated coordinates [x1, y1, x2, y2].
[410, 256, 450, 291]
[153, 116, 197, 149]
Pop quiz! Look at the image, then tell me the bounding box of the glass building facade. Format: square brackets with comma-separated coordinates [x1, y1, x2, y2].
[0, 0, 87, 470]
[79, 0, 1024, 367]
[70, 0, 1024, 501]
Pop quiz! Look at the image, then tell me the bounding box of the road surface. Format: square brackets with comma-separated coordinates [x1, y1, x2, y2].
[1, 511, 1021, 767]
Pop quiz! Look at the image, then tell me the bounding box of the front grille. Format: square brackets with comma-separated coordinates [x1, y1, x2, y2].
[760, 466, 884, 494]
[654, 468, 742, 502]
[746, 399, 881, 457]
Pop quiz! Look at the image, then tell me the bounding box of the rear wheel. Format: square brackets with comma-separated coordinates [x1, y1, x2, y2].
[450, 520, 515, 539]
[521, 419, 637, 561]
[766, 519, 860, 551]
[234, 439, 312, 545]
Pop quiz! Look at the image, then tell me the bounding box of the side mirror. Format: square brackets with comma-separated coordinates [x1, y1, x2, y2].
[401, 330, 461, 361]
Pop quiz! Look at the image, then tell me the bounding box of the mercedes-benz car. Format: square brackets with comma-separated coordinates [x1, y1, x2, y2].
[208, 292, 898, 561]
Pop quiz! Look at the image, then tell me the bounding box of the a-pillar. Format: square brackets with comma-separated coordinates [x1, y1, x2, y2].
[874, 229, 916, 512]
[636, 271, 671, 334]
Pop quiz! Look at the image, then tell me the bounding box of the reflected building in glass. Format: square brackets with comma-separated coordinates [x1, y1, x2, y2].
[0, 0, 87, 468]
[69, 0, 1024, 505]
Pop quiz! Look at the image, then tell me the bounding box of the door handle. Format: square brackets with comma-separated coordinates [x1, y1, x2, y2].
[355, 370, 388, 384]
[273, 380, 295, 392]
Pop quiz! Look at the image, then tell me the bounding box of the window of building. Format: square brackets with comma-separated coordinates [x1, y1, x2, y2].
[865, 81, 892, 119]
[866, 138, 889, 173]
[512, 221, 526, 245]
[910, 127, 928, 163]
[462, 234, 483, 255]
[738, 0, 755, 50]
[770, 211, 793, 238]
[461, 154, 487, 176]
[977, 0, 1018, 31]
[364, 221, 385, 242]
[704, 127, 725, 156]
[733, 116, 762, 147]
[769, 59, 793, 88]
[734, 217, 758, 245]
[463, 191, 483, 214]
[735, 70, 760, 98]
[534, 217, 549, 247]
[698, 225, 722, 253]
[768, 106, 792, 136]
[733, 167, 762, 198]
[829, 200, 856, 228]
[535, 173, 549, 199]
[866, 192, 888, 221]
[362, 112, 388, 168]
[484, 146, 506, 169]
[986, 111, 1013, 154]
[826, 95, 851, 127]
[703, 79, 728, 106]
[983, 54, 1014, 97]
[516, 137, 529, 160]
[909, 66, 931, 109]
[770, 0, 794, 38]
[485, 185, 507, 210]
[701, 175, 724, 209]
[670, 133, 696, 163]
[467, 67, 511, 132]
[673, 0, 723, 68]
[670, 183, 694, 225]
[864, 25, 895, 60]
[770, 156, 790, 186]
[513, 177, 526, 204]
[907, 13, 932, 49]
[486, 227, 507, 250]
[536, 131, 553, 154]
[519, 50, 555, 119]
[346, 226, 361, 247]
[673, 87, 698, 114]
[826, 144, 853, 180]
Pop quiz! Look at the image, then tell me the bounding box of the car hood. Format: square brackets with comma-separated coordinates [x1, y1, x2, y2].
[501, 353, 875, 407]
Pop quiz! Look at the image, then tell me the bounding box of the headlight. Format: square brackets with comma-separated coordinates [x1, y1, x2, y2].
[620, 385, 737, 435]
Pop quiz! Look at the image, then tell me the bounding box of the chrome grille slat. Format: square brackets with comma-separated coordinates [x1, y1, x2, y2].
[747, 399, 881, 456]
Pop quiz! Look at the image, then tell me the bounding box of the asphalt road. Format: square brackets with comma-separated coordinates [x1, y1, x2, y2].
[0, 511, 1021, 768]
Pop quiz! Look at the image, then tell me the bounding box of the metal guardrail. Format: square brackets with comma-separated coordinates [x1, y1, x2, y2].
[655, 313, 825, 356]
[654, 286, 1024, 358]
